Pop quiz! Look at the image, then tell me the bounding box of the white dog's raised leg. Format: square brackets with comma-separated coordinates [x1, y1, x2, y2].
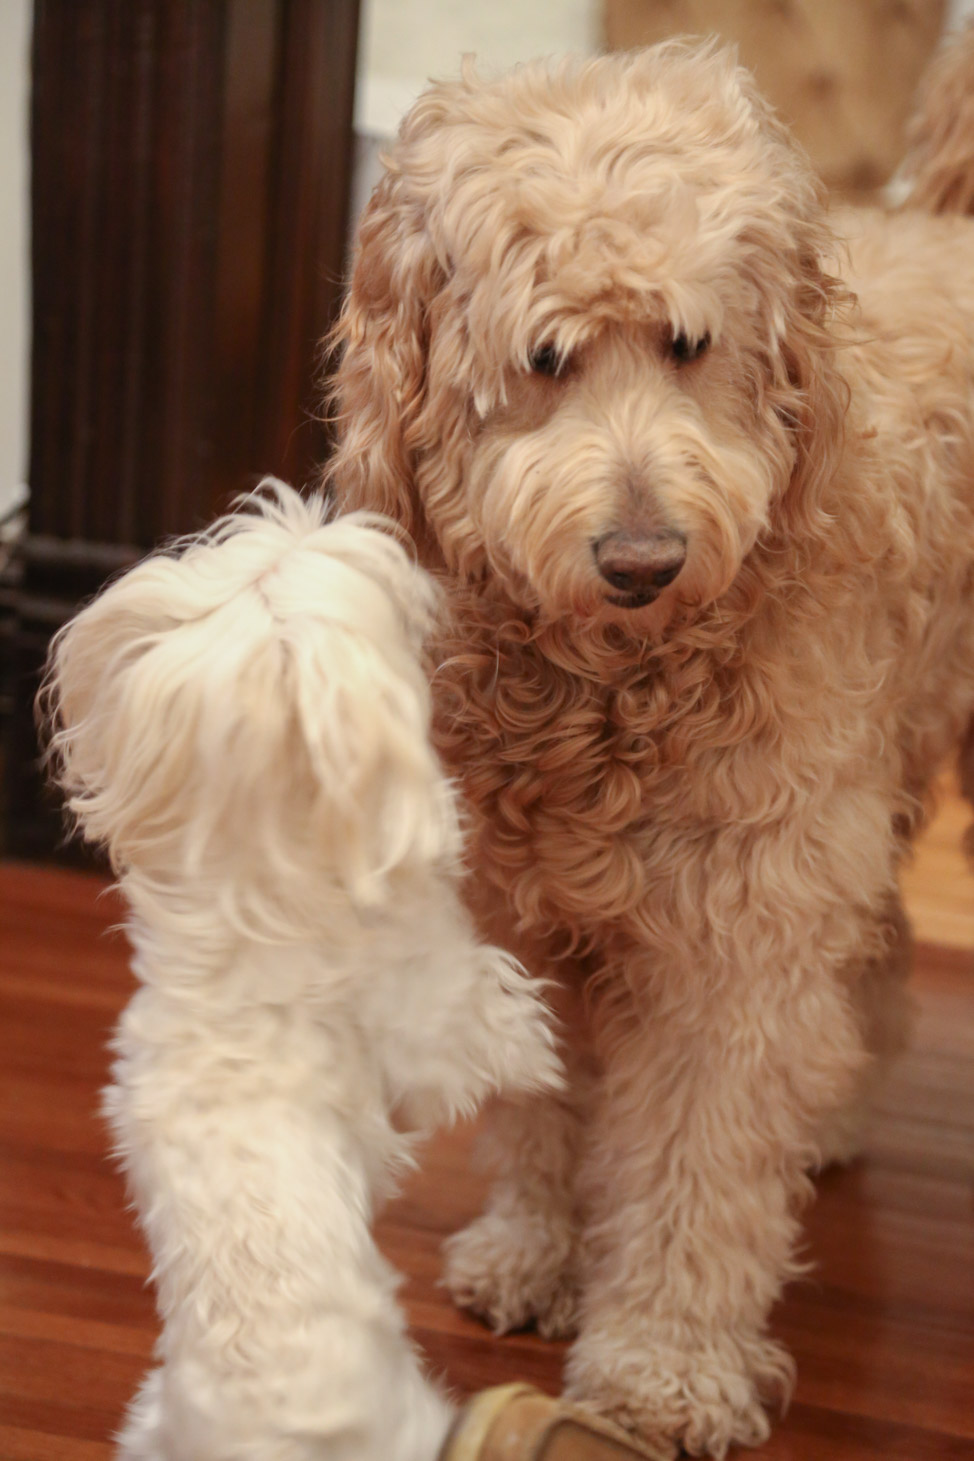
[108, 980, 455, 1461]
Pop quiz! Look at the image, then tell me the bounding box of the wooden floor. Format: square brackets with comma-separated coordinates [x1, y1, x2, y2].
[1, 795, 972, 1460]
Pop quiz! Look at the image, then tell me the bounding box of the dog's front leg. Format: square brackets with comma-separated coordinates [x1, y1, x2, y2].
[443, 969, 595, 1338]
[443, 1081, 589, 1338]
[565, 838, 879, 1458]
[108, 981, 455, 1461]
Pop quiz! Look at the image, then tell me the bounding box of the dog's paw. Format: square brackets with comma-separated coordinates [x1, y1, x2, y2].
[471, 947, 565, 1100]
[442, 1204, 579, 1339]
[565, 1326, 794, 1458]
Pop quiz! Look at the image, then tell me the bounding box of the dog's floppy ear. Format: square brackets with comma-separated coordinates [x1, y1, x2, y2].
[736, 76, 852, 539]
[328, 167, 447, 552]
[773, 245, 851, 539]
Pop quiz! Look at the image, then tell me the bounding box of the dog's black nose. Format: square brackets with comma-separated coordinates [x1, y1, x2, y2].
[594, 530, 687, 594]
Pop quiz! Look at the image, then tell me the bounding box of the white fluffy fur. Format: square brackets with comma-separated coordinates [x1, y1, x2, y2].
[43, 482, 562, 1461]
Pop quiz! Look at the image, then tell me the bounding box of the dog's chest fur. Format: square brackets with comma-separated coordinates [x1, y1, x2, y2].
[432, 604, 778, 948]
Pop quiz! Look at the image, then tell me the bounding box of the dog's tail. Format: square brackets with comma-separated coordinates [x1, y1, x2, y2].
[898, 21, 974, 215]
[41, 481, 455, 936]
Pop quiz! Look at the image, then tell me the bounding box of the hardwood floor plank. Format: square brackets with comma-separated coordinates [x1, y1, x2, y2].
[0, 1426, 111, 1461]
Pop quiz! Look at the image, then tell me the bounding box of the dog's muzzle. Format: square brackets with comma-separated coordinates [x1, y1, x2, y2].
[594, 529, 687, 608]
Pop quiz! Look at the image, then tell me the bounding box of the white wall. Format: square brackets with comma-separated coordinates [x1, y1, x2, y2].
[351, 0, 601, 226]
[950, 0, 974, 30]
[356, 0, 600, 138]
[0, 0, 30, 521]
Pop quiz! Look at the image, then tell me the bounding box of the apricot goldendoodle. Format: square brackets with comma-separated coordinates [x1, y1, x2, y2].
[330, 36, 974, 1458]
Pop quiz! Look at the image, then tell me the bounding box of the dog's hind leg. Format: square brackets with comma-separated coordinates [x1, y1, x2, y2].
[815, 893, 913, 1168]
[957, 715, 974, 862]
[821, 719, 974, 1169]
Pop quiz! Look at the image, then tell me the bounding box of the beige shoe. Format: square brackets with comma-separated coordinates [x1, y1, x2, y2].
[439, 1385, 668, 1461]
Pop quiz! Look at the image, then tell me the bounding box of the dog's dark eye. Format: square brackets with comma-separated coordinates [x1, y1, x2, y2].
[670, 331, 711, 365]
[529, 343, 565, 378]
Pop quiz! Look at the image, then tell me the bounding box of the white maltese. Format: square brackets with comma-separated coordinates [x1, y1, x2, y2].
[43, 482, 562, 1461]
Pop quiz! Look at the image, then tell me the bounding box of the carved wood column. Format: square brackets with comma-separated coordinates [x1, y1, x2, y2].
[4, 0, 360, 857]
